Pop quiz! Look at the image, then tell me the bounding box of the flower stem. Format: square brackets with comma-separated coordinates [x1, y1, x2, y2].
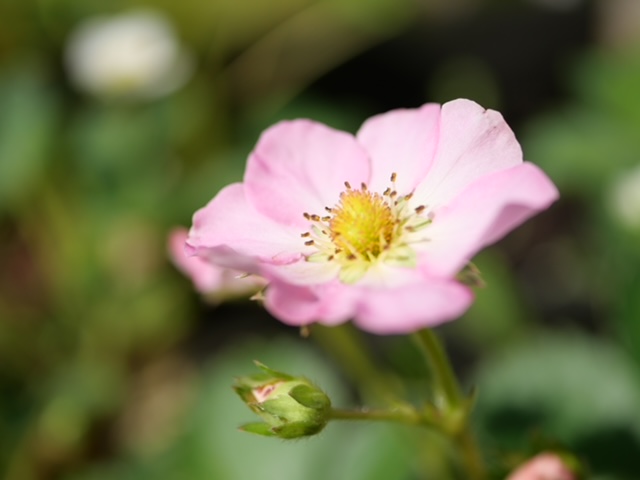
[412, 329, 461, 408]
[329, 406, 424, 426]
[412, 329, 486, 480]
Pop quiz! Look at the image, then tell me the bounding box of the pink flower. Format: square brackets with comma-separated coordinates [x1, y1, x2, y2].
[186, 99, 558, 333]
[507, 453, 574, 480]
[168, 228, 265, 301]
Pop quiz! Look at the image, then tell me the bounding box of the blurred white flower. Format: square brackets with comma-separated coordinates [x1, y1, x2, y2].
[609, 164, 640, 231]
[65, 9, 193, 100]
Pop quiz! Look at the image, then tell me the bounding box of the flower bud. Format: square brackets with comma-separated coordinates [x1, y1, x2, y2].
[233, 361, 331, 439]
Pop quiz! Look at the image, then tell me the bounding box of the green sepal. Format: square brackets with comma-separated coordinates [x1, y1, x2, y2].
[456, 262, 485, 288]
[232, 384, 255, 403]
[271, 421, 325, 439]
[259, 398, 298, 419]
[239, 422, 277, 437]
[288, 384, 331, 410]
[253, 361, 294, 381]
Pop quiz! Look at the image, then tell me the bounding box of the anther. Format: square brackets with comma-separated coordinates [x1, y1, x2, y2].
[304, 240, 315, 246]
[303, 212, 311, 220]
[344, 181, 352, 190]
[361, 182, 368, 191]
[415, 205, 426, 214]
[390, 190, 397, 198]
[310, 214, 321, 221]
[390, 172, 397, 182]
[404, 193, 413, 201]
[321, 216, 331, 222]
[383, 187, 391, 196]
[301, 232, 310, 237]
[325, 206, 333, 213]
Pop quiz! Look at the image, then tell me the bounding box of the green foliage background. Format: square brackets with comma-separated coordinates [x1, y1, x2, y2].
[1, 1, 640, 479]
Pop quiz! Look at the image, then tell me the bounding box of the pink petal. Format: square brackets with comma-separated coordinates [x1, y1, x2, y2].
[356, 103, 441, 193]
[264, 280, 357, 327]
[244, 120, 371, 228]
[244, 120, 370, 228]
[261, 260, 341, 286]
[354, 279, 474, 334]
[507, 453, 574, 480]
[168, 228, 224, 293]
[186, 183, 307, 273]
[413, 99, 524, 207]
[421, 162, 559, 277]
[263, 275, 473, 335]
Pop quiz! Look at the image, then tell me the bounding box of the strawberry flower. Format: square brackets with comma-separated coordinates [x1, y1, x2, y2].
[186, 99, 558, 334]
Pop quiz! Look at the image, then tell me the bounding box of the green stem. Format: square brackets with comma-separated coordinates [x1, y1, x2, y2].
[412, 329, 461, 408]
[458, 429, 487, 480]
[329, 406, 424, 426]
[412, 329, 486, 480]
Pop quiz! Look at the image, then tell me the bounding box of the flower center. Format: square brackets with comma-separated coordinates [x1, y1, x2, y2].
[301, 173, 432, 284]
[330, 187, 395, 259]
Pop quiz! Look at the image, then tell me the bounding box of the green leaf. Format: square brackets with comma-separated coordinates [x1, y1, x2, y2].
[0, 61, 60, 211]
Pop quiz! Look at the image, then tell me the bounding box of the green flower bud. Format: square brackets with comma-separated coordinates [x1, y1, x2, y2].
[233, 361, 332, 439]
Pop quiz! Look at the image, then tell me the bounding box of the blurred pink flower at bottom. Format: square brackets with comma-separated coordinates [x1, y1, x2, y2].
[168, 228, 265, 301]
[507, 453, 574, 480]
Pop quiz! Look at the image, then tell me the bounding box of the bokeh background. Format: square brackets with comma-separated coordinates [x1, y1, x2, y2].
[1, 0, 640, 479]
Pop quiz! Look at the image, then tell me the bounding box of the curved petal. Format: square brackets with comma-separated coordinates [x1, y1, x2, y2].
[169, 228, 225, 293]
[421, 162, 559, 277]
[356, 103, 441, 193]
[354, 279, 474, 334]
[244, 120, 370, 228]
[264, 274, 473, 335]
[264, 280, 357, 327]
[186, 183, 307, 272]
[413, 99, 524, 207]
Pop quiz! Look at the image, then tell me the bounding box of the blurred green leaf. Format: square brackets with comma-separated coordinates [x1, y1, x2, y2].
[474, 332, 640, 478]
[0, 62, 61, 212]
[450, 250, 532, 350]
[69, 103, 171, 183]
[572, 49, 640, 125]
[523, 108, 638, 194]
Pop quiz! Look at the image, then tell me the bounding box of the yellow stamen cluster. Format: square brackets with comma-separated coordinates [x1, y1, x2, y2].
[301, 173, 432, 284]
